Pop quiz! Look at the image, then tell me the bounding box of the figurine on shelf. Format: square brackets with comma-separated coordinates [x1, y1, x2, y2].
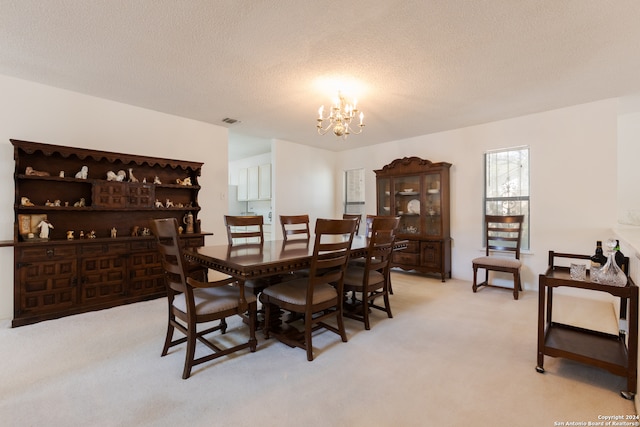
[37, 219, 53, 239]
[25, 166, 50, 177]
[131, 226, 140, 237]
[45, 200, 54, 206]
[142, 177, 147, 183]
[183, 212, 194, 234]
[59, 171, 65, 178]
[128, 168, 139, 183]
[75, 166, 88, 179]
[79, 231, 85, 239]
[66, 230, 74, 240]
[165, 199, 174, 208]
[153, 176, 162, 185]
[73, 198, 86, 207]
[21, 197, 35, 207]
[141, 227, 151, 236]
[154, 199, 164, 208]
[110, 227, 117, 238]
[106, 171, 118, 181]
[88, 230, 96, 239]
[176, 177, 192, 186]
[53, 199, 61, 207]
[116, 170, 126, 182]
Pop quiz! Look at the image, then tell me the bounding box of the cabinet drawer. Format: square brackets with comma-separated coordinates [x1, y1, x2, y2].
[130, 240, 156, 252]
[393, 252, 419, 265]
[17, 245, 77, 261]
[182, 237, 204, 248]
[403, 241, 420, 253]
[80, 242, 129, 256]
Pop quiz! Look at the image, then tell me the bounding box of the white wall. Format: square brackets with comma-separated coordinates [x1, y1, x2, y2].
[337, 99, 620, 291]
[618, 111, 640, 226]
[272, 139, 338, 240]
[0, 74, 230, 321]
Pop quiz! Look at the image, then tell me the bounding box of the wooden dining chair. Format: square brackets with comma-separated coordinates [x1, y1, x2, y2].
[262, 218, 357, 361]
[224, 215, 265, 245]
[280, 214, 311, 241]
[342, 213, 362, 235]
[151, 218, 257, 379]
[472, 215, 525, 300]
[343, 216, 399, 329]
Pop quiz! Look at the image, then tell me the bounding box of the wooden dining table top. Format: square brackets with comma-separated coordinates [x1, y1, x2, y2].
[185, 236, 406, 280]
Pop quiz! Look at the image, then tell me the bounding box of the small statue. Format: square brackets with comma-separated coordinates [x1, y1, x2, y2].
[79, 230, 85, 239]
[88, 230, 96, 239]
[116, 170, 126, 182]
[66, 230, 74, 240]
[176, 177, 192, 186]
[165, 199, 174, 208]
[153, 176, 162, 185]
[131, 226, 140, 237]
[75, 166, 88, 179]
[37, 219, 54, 239]
[106, 171, 118, 181]
[45, 200, 54, 206]
[25, 166, 50, 177]
[128, 168, 139, 183]
[141, 227, 151, 236]
[154, 199, 164, 208]
[21, 197, 35, 207]
[142, 177, 147, 183]
[53, 199, 61, 207]
[73, 198, 86, 207]
[59, 171, 65, 178]
[110, 227, 117, 238]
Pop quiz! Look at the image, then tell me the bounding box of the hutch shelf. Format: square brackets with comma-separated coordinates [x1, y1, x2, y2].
[375, 157, 452, 281]
[536, 251, 638, 399]
[10, 139, 211, 327]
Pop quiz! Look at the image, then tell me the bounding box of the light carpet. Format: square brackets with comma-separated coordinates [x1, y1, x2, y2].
[0, 272, 635, 427]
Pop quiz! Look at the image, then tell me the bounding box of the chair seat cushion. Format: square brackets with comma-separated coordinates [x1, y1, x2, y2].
[174, 285, 257, 315]
[263, 278, 337, 306]
[343, 266, 385, 288]
[472, 256, 522, 269]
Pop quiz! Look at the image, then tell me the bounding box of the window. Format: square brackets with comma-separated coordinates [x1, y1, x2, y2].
[484, 147, 530, 250]
[344, 168, 365, 216]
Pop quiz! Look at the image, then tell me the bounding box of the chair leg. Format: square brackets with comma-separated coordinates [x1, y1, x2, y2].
[161, 315, 175, 357]
[383, 290, 393, 319]
[513, 272, 521, 300]
[472, 266, 478, 292]
[182, 322, 197, 379]
[263, 300, 271, 339]
[362, 292, 371, 330]
[305, 315, 314, 361]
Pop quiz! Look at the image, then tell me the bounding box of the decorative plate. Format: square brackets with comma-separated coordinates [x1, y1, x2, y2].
[407, 199, 420, 214]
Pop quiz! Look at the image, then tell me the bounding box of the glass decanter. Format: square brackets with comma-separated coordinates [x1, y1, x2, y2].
[597, 239, 627, 287]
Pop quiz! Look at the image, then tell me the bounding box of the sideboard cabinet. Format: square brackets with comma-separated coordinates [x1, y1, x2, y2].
[375, 157, 452, 281]
[11, 139, 210, 326]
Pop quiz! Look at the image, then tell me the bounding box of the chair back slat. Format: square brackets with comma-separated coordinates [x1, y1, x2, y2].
[280, 214, 311, 241]
[342, 214, 362, 234]
[225, 215, 264, 246]
[485, 215, 524, 259]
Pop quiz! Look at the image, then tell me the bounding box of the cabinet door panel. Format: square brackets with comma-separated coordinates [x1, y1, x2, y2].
[18, 259, 77, 313]
[421, 241, 442, 269]
[80, 256, 126, 302]
[128, 251, 165, 296]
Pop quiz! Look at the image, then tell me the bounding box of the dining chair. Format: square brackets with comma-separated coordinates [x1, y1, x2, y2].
[472, 215, 525, 300]
[280, 214, 311, 241]
[343, 216, 400, 330]
[262, 218, 357, 361]
[342, 213, 362, 235]
[151, 218, 257, 379]
[224, 215, 265, 245]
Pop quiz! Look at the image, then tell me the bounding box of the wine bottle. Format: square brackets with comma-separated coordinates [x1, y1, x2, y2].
[590, 240, 606, 282]
[615, 239, 625, 270]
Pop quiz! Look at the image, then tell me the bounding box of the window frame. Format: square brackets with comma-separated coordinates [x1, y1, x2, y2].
[483, 146, 530, 250]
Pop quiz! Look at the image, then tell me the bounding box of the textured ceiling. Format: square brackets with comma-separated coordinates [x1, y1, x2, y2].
[2, 0, 640, 160]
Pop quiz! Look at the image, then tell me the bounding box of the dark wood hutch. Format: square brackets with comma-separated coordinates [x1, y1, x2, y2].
[375, 157, 452, 281]
[9, 139, 210, 327]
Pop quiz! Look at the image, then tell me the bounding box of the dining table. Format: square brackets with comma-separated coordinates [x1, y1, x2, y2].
[184, 235, 407, 311]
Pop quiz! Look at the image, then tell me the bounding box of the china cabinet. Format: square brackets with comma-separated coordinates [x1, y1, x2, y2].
[10, 139, 210, 326]
[375, 157, 452, 281]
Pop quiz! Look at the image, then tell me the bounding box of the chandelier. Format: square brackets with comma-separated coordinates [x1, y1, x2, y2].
[316, 92, 364, 138]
